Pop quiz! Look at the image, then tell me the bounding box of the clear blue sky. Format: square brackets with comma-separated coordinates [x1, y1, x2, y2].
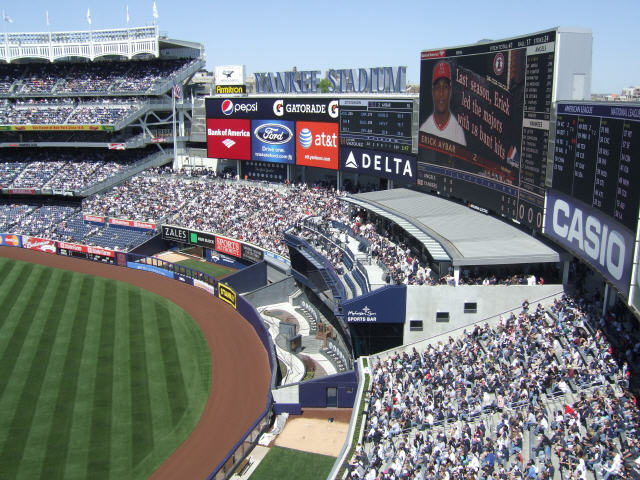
[1, 0, 637, 94]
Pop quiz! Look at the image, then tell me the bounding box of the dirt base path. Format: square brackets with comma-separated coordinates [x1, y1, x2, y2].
[0, 247, 272, 480]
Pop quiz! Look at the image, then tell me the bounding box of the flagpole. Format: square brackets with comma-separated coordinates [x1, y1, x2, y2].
[172, 87, 177, 166]
[2, 11, 7, 62]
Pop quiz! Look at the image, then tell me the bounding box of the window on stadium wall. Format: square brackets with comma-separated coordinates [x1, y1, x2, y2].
[349, 322, 404, 357]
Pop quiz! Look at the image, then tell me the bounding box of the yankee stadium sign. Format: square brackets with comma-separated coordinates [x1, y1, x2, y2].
[254, 66, 407, 94]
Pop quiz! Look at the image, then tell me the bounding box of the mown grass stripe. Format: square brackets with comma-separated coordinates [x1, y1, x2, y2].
[39, 275, 95, 480]
[64, 277, 110, 480]
[128, 287, 154, 467]
[0, 269, 71, 479]
[154, 301, 188, 426]
[0, 262, 36, 374]
[86, 280, 117, 479]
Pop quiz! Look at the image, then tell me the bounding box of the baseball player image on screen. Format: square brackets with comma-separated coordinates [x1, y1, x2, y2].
[420, 61, 467, 147]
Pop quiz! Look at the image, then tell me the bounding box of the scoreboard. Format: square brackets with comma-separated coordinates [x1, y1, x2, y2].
[417, 28, 592, 231]
[339, 98, 414, 154]
[552, 102, 640, 234]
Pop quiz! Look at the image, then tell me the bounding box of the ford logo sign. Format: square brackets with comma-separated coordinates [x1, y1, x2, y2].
[254, 123, 293, 145]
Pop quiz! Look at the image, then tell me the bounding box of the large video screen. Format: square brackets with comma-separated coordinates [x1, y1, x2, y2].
[417, 29, 557, 230]
[339, 98, 414, 154]
[206, 97, 339, 170]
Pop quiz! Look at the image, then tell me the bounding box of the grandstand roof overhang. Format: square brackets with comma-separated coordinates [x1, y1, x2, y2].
[0, 27, 202, 63]
[345, 188, 561, 267]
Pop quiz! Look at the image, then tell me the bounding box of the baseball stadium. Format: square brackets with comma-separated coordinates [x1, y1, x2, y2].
[0, 17, 638, 480]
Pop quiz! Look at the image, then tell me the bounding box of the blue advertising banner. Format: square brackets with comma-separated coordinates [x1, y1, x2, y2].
[173, 272, 195, 285]
[544, 190, 635, 298]
[0, 233, 22, 247]
[339, 147, 416, 184]
[342, 285, 406, 323]
[251, 119, 295, 164]
[126, 262, 174, 278]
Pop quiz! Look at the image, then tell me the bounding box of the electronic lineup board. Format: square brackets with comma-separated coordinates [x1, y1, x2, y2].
[545, 102, 640, 302]
[417, 28, 591, 231]
[339, 98, 414, 154]
[552, 103, 640, 234]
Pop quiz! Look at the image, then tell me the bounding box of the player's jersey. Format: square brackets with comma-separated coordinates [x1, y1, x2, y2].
[420, 113, 467, 146]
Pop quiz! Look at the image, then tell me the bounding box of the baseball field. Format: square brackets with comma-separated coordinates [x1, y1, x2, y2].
[0, 247, 273, 480]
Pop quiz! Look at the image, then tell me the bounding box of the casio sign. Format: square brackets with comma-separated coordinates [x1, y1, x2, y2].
[254, 123, 292, 144]
[551, 198, 625, 280]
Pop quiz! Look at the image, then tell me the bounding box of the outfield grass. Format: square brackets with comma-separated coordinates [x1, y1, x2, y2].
[0, 257, 211, 480]
[175, 258, 236, 279]
[249, 446, 336, 480]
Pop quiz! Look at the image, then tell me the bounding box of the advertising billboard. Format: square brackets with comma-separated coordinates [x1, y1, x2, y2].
[206, 118, 251, 160]
[215, 236, 242, 258]
[544, 190, 635, 298]
[215, 65, 245, 86]
[0, 233, 21, 247]
[342, 285, 407, 324]
[417, 29, 558, 230]
[295, 121, 339, 170]
[251, 119, 296, 164]
[205, 97, 340, 169]
[339, 147, 416, 184]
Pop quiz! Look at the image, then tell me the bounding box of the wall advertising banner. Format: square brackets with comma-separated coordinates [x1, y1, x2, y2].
[241, 243, 264, 263]
[342, 285, 407, 323]
[83, 215, 105, 225]
[295, 121, 339, 170]
[206, 118, 251, 160]
[339, 147, 416, 183]
[544, 190, 635, 298]
[22, 236, 57, 253]
[161, 225, 190, 243]
[0, 233, 21, 247]
[251, 119, 296, 164]
[215, 236, 242, 258]
[218, 283, 237, 309]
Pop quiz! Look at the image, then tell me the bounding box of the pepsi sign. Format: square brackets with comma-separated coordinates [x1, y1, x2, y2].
[251, 119, 295, 164]
[339, 147, 416, 184]
[206, 98, 271, 119]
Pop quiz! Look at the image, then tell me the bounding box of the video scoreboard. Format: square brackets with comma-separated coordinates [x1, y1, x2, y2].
[417, 28, 592, 231]
[339, 99, 414, 154]
[552, 102, 640, 234]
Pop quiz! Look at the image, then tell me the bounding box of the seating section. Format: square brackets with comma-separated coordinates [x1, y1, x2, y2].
[0, 148, 157, 191]
[346, 296, 640, 479]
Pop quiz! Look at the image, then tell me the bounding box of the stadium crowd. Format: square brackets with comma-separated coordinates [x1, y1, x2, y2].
[0, 58, 197, 95]
[82, 169, 351, 257]
[0, 148, 156, 191]
[346, 294, 639, 480]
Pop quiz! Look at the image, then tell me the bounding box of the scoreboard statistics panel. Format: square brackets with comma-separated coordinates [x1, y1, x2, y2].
[552, 103, 640, 234]
[417, 30, 557, 230]
[339, 98, 413, 154]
